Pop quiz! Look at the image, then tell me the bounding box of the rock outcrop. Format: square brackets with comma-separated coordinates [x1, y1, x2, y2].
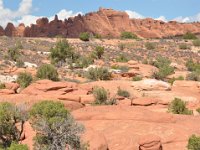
[1, 8, 200, 38]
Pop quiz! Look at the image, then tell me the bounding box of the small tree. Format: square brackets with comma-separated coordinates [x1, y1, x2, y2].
[36, 64, 59, 81]
[168, 98, 193, 115]
[0, 102, 28, 149]
[17, 72, 33, 88]
[187, 135, 200, 150]
[79, 32, 90, 41]
[50, 39, 76, 65]
[93, 46, 104, 59]
[30, 101, 84, 150]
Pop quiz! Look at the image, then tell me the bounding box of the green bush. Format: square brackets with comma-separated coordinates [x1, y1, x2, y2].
[168, 98, 193, 115]
[168, 76, 184, 85]
[30, 101, 83, 150]
[16, 59, 24, 68]
[79, 32, 90, 41]
[193, 39, 200, 47]
[17, 72, 33, 88]
[8, 47, 20, 61]
[85, 67, 111, 81]
[115, 54, 129, 62]
[152, 56, 174, 80]
[0, 102, 28, 148]
[179, 43, 189, 50]
[121, 32, 137, 39]
[196, 108, 200, 113]
[187, 72, 200, 81]
[36, 64, 59, 81]
[0, 83, 5, 89]
[186, 60, 200, 72]
[8, 142, 28, 150]
[75, 56, 94, 68]
[145, 42, 156, 50]
[93, 87, 108, 105]
[50, 39, 76, 65]
[132, 76, 143, 81]
[117, 87, 130, 98]
[93, 46, 104, 59]
[187, 135, 200, 150]
[183, 32, 197, 40]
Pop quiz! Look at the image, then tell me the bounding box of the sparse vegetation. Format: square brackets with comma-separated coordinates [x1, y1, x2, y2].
[145, 42, 156, 50]
[132, 76, 143, 81]
[168, 98, 193, 115]
[187, 72, 200, 81]
[79, 32, 90, 41]
[85, 67, 111, 81]
[121, 31, 138, 39]
[168, 76, 184, 85]
[179, 43, 190, 50]
[187, 135, 200, 150]
[115, 54, 129, 62]
[75, 56, 94, 68]
[8, 47, 21, 62]
[30, 101, 84, 150]
[193, 39, 200, 47]
[93, 87, 108, 105]
[7, 142, 28, 150]
[17, 72, 33, 88]
[183, 32, 197, 40]
[92, 46, 105, 59]
[152, 56, 174, 80]
[0, 83, 5, 89]
[117, 87, 130, 98]
[196, 108, 200, 113]
[36, 64, 59, 81]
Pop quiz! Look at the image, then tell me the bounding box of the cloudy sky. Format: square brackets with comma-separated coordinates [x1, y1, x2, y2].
[0, 0, 200, 27]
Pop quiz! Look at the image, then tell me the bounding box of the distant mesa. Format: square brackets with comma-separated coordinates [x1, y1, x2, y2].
[1, 8, 200, 38]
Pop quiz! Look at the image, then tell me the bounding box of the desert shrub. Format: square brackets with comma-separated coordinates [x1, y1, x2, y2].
[50, 39, 77, 65]
[0, 83, 5, 89]
[0, 102, 28, 149]
[115, 54, 129, 62]
[17, 72, 33, 88]
[93, 87, 108, 105]
[168, 76, 184, 85]
[75, 56, 94, 68]
[79, 32, 90, 41]
[196, 108, 200, 113]
[145, 42, 156, 50]
[8, 142, 28, 150]
[30, 101, 84, 150]
[94, 33, 102, 39]
[16, 59, 24, 68]
[118, 43, 125, 50]
[36, 64, 59, 81]
[121, 32, 137, 39]
[132, 76, 143, 81]
[183, 32, 197, 40]
[117, 87, 130, 98]
[8, 47, 20, 61]
[187, 135, 200, 150]
[168, 98, 193, 115]
[152, 56, 174, 80]
[186, 59, 200, 72]
[93, 46, 104, 59]
[186, 72, 200, 81]
[193, 39, 200, 47]
[85, 67, 111, 81]
[179, 43, 190, 50]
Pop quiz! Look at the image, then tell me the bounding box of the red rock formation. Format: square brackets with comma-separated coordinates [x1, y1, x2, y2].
[0, 26, 4, 36]
[2, 8, 200, 38]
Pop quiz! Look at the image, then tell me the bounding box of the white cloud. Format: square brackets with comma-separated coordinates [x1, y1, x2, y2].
[173, 13, 200, 23]
[0, 0, 82, 28]
[125, 10, 144, 19]
[155, 16, 167, 22]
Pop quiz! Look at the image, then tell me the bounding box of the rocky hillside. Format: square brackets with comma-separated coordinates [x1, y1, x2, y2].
[1, 8, 200, 38]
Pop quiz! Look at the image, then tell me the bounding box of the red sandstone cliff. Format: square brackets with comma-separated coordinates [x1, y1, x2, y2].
[1, 8, 200, 38]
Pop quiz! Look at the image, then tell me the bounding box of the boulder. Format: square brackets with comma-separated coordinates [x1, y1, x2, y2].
[132, 79, 171, 91]
[5, 82, 20, 92]
[132, 97, 159, 106]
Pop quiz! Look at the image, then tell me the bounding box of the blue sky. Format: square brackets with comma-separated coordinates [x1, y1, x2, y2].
[0, 0, 200, 27]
